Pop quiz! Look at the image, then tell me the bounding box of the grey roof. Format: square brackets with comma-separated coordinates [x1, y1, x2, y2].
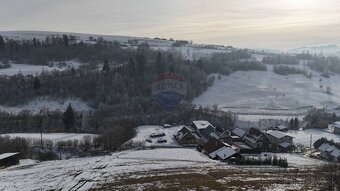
[0, 152, 19, 160]
[192, 120, 214, 130]
[215, 147, 237, 160]
[318, 143, 331, 152]
[232, 128, 246, 138]
[330, 149, 340, 158]
[276, 125, 288, 130]
[266, 130, 292, 139]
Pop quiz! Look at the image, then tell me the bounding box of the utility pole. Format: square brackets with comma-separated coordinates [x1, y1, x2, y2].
[310, 134, 312, 148]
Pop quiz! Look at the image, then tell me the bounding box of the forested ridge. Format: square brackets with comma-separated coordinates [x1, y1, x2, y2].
[0, 34, 250, 136]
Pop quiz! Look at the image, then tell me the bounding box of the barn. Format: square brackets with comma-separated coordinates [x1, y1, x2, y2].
[0, 153, 20, 168]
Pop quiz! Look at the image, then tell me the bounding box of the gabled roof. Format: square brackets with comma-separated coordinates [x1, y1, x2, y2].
[326, 146, 336, 153]
[276, 125, 288, 130]
[232, 127, 246, 138]
[192, 120, 214, 130]
[266, 130, 292, 139]
[318, 143, 331, 152]
[209, 132, 220, 139]
[333, 121, 340, 126]
[202, 137, 225, 154]
[0, 152, 19, 160]
[209, 147, 237, 160]
[219, 130, 231, 138]
[330, 149, 340, 158]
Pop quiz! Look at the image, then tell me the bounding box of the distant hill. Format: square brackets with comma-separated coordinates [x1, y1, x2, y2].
[289, 44, 340, 56]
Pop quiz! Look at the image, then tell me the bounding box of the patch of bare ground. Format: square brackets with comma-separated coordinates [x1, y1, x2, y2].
[91, 165, 331, 191]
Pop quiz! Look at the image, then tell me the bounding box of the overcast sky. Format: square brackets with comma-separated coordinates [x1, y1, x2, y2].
[1, 0, 340, 49]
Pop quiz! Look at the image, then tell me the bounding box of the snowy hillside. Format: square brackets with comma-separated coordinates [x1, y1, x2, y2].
[0, 97, 91, 114]
[193, 64, 340, 120]
[0, 148, 214, 190]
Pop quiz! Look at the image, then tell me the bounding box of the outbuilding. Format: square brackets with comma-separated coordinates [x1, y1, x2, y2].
[0, 153, 20, 168]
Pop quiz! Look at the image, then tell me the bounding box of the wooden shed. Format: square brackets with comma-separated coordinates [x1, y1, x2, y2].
[0, 153, 20, 168]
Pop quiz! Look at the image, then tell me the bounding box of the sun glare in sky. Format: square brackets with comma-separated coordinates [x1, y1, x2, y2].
[0, 0, 339, 49]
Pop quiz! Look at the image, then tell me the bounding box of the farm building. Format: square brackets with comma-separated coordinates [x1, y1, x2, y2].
[0, 153, 20, 168]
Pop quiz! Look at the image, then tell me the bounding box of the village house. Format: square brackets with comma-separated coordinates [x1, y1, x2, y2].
[201, 137, 241, 161]
[0, 153, 20, 168]
[232, 127, 246, 139]
[243, 127, 270, 150]
[318, 143, 340, 163]
[209, 147, 242, 162]
[218, 130, 233, 144]
[201, 137, 228, 155]
[175, 126, 206, 146]
[265, 130, 294, 151]
[191, 120, 216, 138]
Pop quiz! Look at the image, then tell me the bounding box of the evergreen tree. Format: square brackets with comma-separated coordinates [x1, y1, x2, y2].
[289, 118, 294, 129]
[136, 54, 146, 76]
[63, 103, 75, 131]
[33, 76, 41, 90]
[102, 60, 110, 73]
[62, 34, 69, 46]
[0, 35, 5, 51]
[294, 118, 299, 129]
[128, 57, 135, 77]
[156, 52, 163, 74]
[168, 53, 174, 64]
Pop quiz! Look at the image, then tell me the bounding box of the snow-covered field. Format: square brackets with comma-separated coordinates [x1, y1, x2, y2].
[0, 148, 214, 191]
[0, 148, 330, 191]
[0, 61, 81, 76]
[0, 97, 91, 114]
[129, 125, 183, 147]
[286, 129, 340, 147]
[261, 152, 326, 167]
[193, 64, 340, 122]
[0, 133, 98, 145]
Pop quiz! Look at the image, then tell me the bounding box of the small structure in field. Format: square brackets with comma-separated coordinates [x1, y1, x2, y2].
[163, 124, 172, 128]
[150, 132, 166, 138]
[332, 121, 340, 135]
[0, 153, 20, 168]
[273, 125, 288, 132]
